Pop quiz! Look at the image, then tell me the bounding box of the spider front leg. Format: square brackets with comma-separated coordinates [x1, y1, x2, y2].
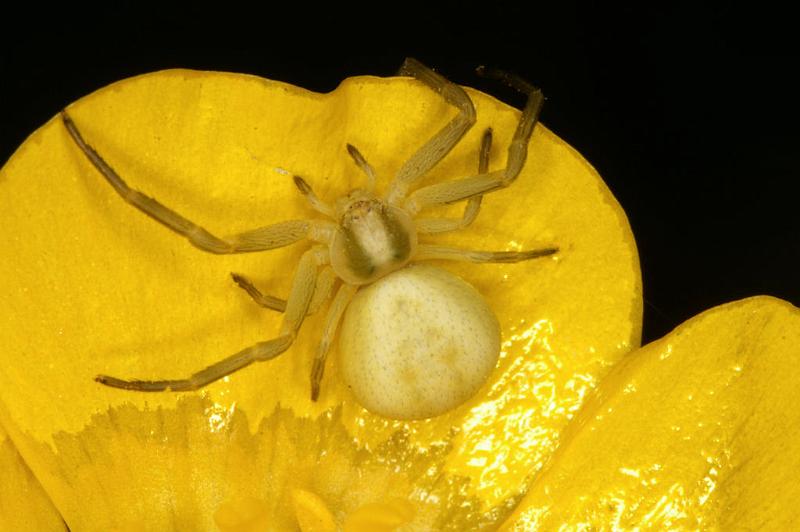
[96, 247, 328, 392]
[415, 127, 492, 234]
[402, 75, 544, 215]
[62, 111, 334, 254]
[385, 58, 477, 204]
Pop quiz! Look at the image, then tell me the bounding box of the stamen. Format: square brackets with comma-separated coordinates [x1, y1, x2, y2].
[214, 496, 269, 532]
[342, 498, 415, 530]
[291, 489, 337, 532]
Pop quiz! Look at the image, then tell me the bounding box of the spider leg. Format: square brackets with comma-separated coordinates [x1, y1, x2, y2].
[414, 128, 492, 234]
[230, 272, 287, 312]
[385, 58, 476, 204]
[310, 282, 358, 401]
[346, 144, 377, 192]
[95, 247, 328, 391]
[401, 78, 544, 216]
[307, 266, 336, 314]
[95, 336, 294, 391]
[292, 176, 334, 217]
[414, 244, 557, 264]
[231, 266, 336, 315]
[62, 111, 334, 254]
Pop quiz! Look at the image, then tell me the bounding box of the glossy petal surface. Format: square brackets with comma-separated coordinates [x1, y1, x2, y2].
[503, 296, 800, 529]
[0, 70, 640, 528]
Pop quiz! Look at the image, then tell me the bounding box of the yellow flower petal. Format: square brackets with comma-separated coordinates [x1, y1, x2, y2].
[0, 424, 65, 530]
[503, 296, 800, 529]
[0, 69, 640, 528]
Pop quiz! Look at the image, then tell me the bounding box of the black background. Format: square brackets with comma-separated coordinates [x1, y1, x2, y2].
[2, 4, 797, 344]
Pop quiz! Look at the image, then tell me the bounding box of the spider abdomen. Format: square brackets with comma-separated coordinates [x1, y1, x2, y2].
[338, 263, 501, 419]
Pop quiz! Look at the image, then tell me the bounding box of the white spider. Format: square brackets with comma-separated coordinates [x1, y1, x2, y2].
[61, 58, 556, 419]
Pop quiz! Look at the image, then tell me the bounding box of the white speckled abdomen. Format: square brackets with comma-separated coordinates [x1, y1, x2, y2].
[338, 264, 501, 419]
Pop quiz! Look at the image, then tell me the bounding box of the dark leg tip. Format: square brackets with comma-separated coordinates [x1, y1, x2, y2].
[292, 175, 311, 195]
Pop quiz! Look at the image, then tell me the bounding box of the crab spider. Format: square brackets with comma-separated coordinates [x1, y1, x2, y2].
[61, 58, 557, 419]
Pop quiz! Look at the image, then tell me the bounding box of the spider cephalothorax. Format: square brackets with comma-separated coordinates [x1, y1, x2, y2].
[61, 58, 557, 419]
[331, 190, 417, 285]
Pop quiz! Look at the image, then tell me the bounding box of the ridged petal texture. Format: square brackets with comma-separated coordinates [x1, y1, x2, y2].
[0, 70, 642, 529]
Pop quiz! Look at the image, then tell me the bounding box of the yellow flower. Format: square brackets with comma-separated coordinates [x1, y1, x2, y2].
[1, 70, 796, 530]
